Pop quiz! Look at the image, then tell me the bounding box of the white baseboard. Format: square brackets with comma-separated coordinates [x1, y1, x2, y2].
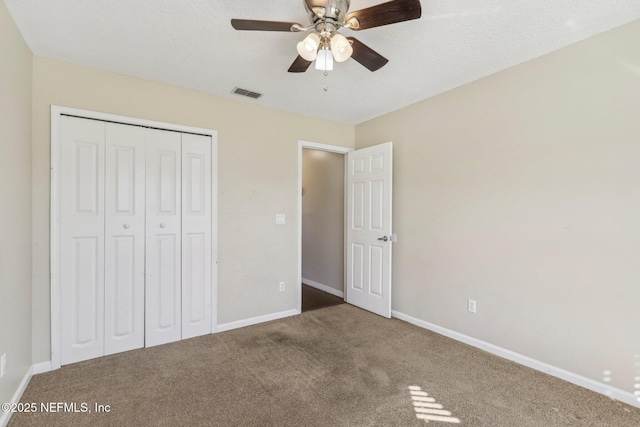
[302, 278, 344, 298]
[216, 308, 300, 333]
[0, 366, 33, 427]
[32, 361, 52, 375]
[391, 310, 640, 409]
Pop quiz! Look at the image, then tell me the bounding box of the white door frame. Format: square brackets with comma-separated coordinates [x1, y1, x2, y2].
[297, 140, 352, 313]
[50, 105, 218, 370]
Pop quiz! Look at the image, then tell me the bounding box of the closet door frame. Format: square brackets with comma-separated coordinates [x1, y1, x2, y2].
[50, 105, 218, 370]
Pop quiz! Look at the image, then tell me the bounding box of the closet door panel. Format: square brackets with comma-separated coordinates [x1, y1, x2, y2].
[104, 123, 146, 355]
[60, 116, 106, 365]
[182, 134, 213, 339]
[146, 129, 182, 347]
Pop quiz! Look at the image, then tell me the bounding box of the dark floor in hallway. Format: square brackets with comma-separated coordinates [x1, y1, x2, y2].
[301, 284, 344, 312]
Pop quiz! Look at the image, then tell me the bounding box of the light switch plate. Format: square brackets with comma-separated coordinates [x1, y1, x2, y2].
[275, 214, 286, 225]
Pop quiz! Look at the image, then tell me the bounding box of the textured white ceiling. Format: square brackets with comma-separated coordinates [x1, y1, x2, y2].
[5, 0, 640, 124]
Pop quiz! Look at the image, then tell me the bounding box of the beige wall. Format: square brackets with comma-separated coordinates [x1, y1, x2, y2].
[0, 0, 32, 408]
[302, 149, 345, 293]
[356, 20, 640, 394]
[31, 57, 354, 364]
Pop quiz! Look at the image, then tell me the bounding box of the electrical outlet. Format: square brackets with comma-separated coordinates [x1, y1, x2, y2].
[1, 353, 6, 378]
[275, 214, 286, 225]
[468, 299, 477, 314]
[279, 281, 285, 292]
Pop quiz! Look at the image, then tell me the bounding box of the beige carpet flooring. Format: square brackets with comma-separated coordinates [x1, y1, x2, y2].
[9, 304, 640, 426]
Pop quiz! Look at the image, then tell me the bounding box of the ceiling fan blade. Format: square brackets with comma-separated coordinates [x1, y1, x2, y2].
[345, 0, 422, 31]
[347, 37, 389, 72]
[231, 19, 303, 32]
[288, 55, 313, 73]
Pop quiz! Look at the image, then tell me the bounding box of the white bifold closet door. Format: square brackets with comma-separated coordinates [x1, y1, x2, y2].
[60, 116, 213, 365]
[181, 134, 213, 340]
[104, 123, 146, 356]
[60, 116, 107, 365]
[145, 129, 182, 347]
[144, 131, 212, 347]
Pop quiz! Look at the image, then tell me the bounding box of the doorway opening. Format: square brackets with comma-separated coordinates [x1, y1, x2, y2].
[298, 140, 394, 318]
[297, 141, 351, 313]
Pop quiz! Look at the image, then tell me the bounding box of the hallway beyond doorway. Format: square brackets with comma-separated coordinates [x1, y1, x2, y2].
[301, 284, 344, 312]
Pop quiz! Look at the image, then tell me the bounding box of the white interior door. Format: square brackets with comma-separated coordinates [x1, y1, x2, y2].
[104, 123, 146, 355]
[346, 142, 393, 318]
[60, 116, 106, 364]
[145, 129, 182, 347]
[181, 134, 213, 338]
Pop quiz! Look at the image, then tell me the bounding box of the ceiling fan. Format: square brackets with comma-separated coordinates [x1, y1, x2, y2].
[231, 0, 422, 73]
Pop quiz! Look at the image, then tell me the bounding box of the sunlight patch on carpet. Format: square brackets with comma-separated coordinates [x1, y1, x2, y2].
[408, 386, 460, 423]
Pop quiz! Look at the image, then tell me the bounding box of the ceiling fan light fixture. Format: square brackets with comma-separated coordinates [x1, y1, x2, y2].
[315, 47, 334, 71]
[330, 33, 353, 62]
[297, 33, 320, 61]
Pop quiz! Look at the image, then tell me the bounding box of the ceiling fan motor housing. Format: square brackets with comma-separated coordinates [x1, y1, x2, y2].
[305, 0, 351, 25]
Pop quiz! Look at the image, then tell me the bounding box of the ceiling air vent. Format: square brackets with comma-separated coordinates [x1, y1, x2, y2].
[232, 87, 262, 99]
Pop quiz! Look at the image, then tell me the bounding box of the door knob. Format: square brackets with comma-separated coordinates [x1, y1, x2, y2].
[160, 223, 166, 228]
[123, 224, 130, 229]
[377, 236, 388, 242]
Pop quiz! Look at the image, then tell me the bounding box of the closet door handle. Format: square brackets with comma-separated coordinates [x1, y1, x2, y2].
[160, 223, 166, 228]
[123, 224, 130, 229]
